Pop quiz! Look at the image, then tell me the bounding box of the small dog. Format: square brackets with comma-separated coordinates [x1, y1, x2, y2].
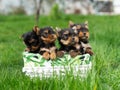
[37, 27, 57, 60]
[21, 26, 40, 53]
[69, 21, 93, 55]
[57, 28, 81, 57]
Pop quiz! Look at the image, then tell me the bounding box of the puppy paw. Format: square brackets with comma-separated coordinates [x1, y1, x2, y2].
[85, 49, 94, 56]
[42, 52, 50, 60]
[25, 48, 30, 52]
[69, 51, 79, 58]
[50, 52, 56, 60]
[56, 51, 64, 57]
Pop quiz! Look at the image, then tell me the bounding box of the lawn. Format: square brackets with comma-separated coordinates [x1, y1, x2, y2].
[0, 14, 120, 90]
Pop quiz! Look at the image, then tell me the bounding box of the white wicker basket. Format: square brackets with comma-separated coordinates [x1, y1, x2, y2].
[22, 52, 92, 78]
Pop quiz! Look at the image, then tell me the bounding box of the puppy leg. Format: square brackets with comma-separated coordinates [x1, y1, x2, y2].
[42, 52, 50, 60]
[50, 51, 56, 60]
[85, 48, 93, 56]
[69, 50, 80, 58]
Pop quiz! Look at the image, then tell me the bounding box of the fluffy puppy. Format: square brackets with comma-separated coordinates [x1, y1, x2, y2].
[57, 28, 81, 57]
[69, 21, 93, 55]
[21, 26, 40, 53]
[37, 27, 57, 60]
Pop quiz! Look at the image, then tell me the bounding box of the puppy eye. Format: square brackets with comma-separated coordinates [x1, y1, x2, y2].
[63, 34, 68, 39]
[44, 32, 48, 35]
[43, 32, 48, 37]
[65, 34, 68, 37]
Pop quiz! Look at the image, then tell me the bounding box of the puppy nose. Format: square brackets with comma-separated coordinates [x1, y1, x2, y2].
[83, 33, 86, 36]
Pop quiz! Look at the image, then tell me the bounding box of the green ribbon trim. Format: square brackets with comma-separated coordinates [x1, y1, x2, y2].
[23, 52, 91, 66]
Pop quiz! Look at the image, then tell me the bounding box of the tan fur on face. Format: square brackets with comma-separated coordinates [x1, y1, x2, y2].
[72, 25, 81, 32]
[44, 30, 48, 33]
[76, 25, 81, 29]
[41, 34, 57, 44]
[86, 32, 89, 38]
[31, 45, 39, 51]
[79, 31, 83, 37]
[73, 36, 79, 43]
[60, 37, 71, 45]
[79, 31, 89, 39]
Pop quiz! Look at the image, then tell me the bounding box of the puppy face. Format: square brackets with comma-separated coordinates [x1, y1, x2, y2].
[21, 26, 40, 51]
[58, 28, 79, 46]
[69, 21, 89, 42]
[37, 27, 57, 44]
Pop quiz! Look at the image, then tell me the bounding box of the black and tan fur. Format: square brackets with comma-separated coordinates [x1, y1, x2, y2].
[57, 28, 82, 57]
[37, 27, 57, 60]
[21, 26, 40, 53]
[69, 21, 93, 55]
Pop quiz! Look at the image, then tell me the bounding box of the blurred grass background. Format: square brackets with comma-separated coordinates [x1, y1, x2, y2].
[0, 14, 120, 90]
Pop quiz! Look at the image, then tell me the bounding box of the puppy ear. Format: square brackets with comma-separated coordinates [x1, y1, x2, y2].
[55, 27, 61, 37]
[33, 25, 40, 35]
[84, 21, 89, 29]
[50, 26, 53, 29]
[84, 21, 88, 25]
[55, 27, 61, 31]
[69, 21, 74, 27]
[33, 26, 40, 32]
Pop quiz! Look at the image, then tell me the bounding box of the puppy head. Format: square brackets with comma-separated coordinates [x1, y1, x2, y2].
[69, 21, 89, 42]
[38, 27, 57, 44]
[21, 26, 40, 51]
[58, 28, 79, 46]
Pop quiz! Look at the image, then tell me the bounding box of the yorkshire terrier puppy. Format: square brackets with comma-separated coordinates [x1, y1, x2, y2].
[37, 27, 57, 60]
[69, 21, 93, 55]
[21, 26, 40, 53]
[57, 28, 82, 58]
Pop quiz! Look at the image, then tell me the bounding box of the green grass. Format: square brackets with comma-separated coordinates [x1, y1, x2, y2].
[0, 14, 120, 90]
